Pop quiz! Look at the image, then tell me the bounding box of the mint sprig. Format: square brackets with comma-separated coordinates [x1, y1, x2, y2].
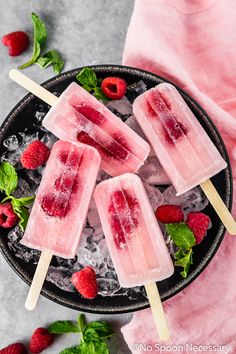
[19, 13, 64, 74]
[0, 162, 35, 231]
[19, 13, 47, 69]
[174, 248, 193, 278]
[76, 68, 110, 101]
[48, 314, 113, 354]
[165, 222, 196, 279]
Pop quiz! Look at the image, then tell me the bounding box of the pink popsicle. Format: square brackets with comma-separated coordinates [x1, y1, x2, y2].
[42, 82, 150, 177]
[94, 173, 174, 288]
[21, 140, 101, 259]
[133, 83, 227, 195]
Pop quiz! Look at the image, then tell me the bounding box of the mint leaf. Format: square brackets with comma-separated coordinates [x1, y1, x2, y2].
[60, 347, 81, 354]
[0, 162, 18, 196]
[93, 87, 111, 102]
[76, 68, 97, 88]
[19, 13, 47, 69]
[166, 223, 196, 250]
[174, 248, 193, 278]
[37, 50, 64, 74]
[48, 320, 79, 334]
[84, 321, 113, 340]
[11, 198, 30, 231]
[80, 341, 109, 354]
[77, 314, 86, 334]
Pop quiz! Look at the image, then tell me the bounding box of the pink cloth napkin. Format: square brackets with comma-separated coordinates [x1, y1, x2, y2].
[121, 0, 236, 353]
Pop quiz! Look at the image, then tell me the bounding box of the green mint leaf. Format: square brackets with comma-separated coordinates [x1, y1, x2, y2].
[48, 320, 79, 334]
[174, 248, 193, 278]
[93, 87, 111, 102]
[37, 50, 64, 74]
[11, 198, 29, 231]
[82, 85, 94, 93]
[80, 341, 109, 354]
[166, 223, 196, 250]
[15, 196, 35, 206]
[77, 314, 86, 334]
[76, 67, 97, 88]
[0, 162, 18, 196]
[84, 321, 113, 340]
[19, 13, 47, 69]
[60, 346, 81, 354]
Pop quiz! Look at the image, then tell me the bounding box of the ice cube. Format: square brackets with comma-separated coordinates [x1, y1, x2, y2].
[126, 80, 147, 103]
[3, 135, 19, 151]
[163, 185, 209, 215]
[138, 156, 170, 185]
[97, 278, 120, 296]
[143, 183, 163, 211]
[46, 266, 74, 292]
[106, 96, 133, 120]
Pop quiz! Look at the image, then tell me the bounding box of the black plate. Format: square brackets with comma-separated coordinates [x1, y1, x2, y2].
[0, 65, 232, 314]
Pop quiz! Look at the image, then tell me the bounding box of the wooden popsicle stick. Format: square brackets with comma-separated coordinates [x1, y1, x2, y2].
[200, 179, 236, 235]
[145, 283, 170, 341]
[9, 69, 58, 106]
[25, 250, 53, 311]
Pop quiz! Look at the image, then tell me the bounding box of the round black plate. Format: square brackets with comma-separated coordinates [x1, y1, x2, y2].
[0, 65, 232, 314]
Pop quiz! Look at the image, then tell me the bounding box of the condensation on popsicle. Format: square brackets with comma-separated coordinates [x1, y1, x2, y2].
[94, 173, 174, 288]
[42, 82, 150, 177]
[133, 83, 227, 195]
[21, 140, 101, 259]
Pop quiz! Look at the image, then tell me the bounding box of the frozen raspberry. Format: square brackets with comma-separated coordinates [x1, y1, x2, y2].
[186, 212, 210, 244]
[54, 176, 78, 193]
[107, 134, 129, 160]
[75, 105, 105, 125]
[0, 343, 27, 354]
[2, 31, 29, 56]
[0, 202, 19, 228]
[101, 77, 127, 100]
[58, 150, 79, 167]
[20, 141, 50, 169]
[147, 93, 188, 145]
[41, 194, 70, 218]
[71, 266, 98, 299]
[30, 328, 54, 354]
[109, 190, 139, 249]
[155, 204, 184, 224]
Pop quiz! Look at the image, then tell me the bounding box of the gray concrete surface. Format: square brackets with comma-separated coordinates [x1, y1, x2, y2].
[0, 1, 135, 352]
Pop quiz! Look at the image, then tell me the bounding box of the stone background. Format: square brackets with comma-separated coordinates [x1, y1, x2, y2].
[0, 1, 135, 352]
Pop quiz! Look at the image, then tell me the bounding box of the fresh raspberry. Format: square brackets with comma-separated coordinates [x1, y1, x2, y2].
[155, 204, 184, 224]
[101, 77, 127, 100]
[0, 343, 27, 354]
[29, 328, 54, 354]
[54, 176, 78, 194]
[0, 202, 19, 228]
[20, 141, 50, 170]
[75, 105, 105, 125]
[186, 212, 210, 244]
[2, 31, 29, 56]
[41, 194, 70, 218]
[71, 266, 98, 299]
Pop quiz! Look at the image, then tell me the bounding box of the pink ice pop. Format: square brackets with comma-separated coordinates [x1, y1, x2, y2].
[42, 82, 150, 177]
[21, 140, 101, 259]
[133, 83, 227, 195]
[94, 173, 174, 288]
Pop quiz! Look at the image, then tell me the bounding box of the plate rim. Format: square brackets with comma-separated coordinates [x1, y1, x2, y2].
[0, 64, 232, 314]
